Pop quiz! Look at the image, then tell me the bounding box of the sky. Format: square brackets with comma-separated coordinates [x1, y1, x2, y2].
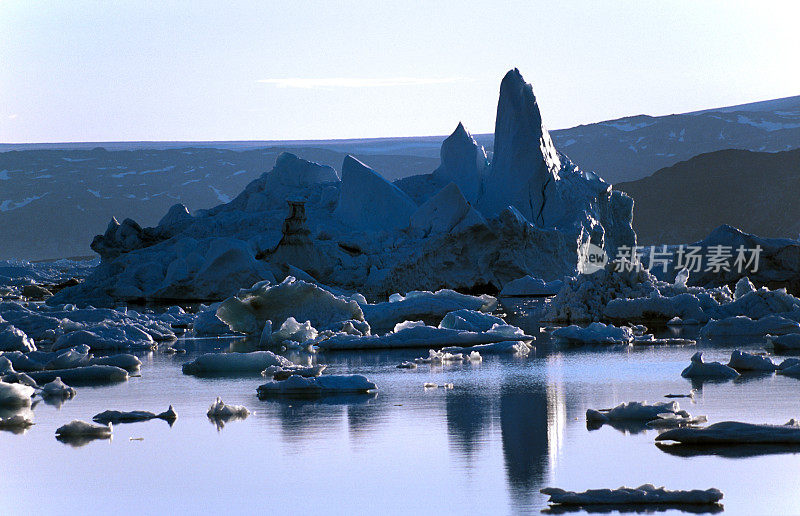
[1, 0, 798, 143]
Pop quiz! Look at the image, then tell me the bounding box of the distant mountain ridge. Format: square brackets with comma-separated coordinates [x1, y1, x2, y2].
[616, 148, 800, 245]
[549, 94, 800, 183]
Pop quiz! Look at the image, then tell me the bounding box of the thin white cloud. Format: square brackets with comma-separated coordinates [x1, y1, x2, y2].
[256, 77, 472, 88]
[7, 114, 18, 120]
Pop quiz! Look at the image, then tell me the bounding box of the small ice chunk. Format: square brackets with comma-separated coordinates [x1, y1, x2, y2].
[0, 414, 35, 433]
[646, 413, 707, 429]
[40, 377, 77, 400]
[55, 420, 113, 443]
[206, 397, 249, 429]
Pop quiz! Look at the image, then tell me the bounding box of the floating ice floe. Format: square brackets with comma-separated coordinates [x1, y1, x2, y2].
[541, 484, 723, 506]
[767, 333, 800, 352]
[631, 334, 696, 346]
[361, 291, 497, 332]
[412, 349, 482, 365]
[216, 277, 364, 335]
[443, 340, 533, 355]
[656, 420, 800, 444]
[93, 406, 177, 425]
[182, 351, 293, 376]
[0, 414, 35, 433]
[28, 365, 129, 386]
[553, 322, 633, 345]
[586, 401, 684, 424]
[727, 350, 777, 372]
[776, 362, 800, 378]
[52, 328, 156, 352]
[699, 315, 800, 338]
[0, 301, 179, 348]
[0, 380, 34, 408]
[646, 413, 708, 429]
[257, 374, 377, 397]
[262, 364, 326, 380]
[316, 321, 532, 351]
[681, 352, 739, 379]
[40, 377, 76, 400]
[438, 309, 505, 333]
[55, 420, 113, 445]
[206, 397, 249, 429]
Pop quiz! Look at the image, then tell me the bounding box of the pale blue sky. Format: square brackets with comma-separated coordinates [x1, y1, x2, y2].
[1, 0, 797, 142]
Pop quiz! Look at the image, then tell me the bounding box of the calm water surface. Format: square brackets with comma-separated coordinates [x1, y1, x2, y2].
[2, 300, 800, 515]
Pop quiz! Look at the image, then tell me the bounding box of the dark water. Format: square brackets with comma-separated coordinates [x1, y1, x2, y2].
[2, 303, 800, 514]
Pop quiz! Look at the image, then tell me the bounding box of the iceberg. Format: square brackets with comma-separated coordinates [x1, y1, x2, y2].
[681, 352, 739, 379]
[47, 68, 635, 306]
[93, 406, 177, 425]
[586, 401, 682, 423]
[216, 277, 364, 335]
[656, 420, 800, 444]
[193, 304, 232, 336]
[767, 333, 800, 352]
[727, 350, 777, 372]
[0, 380, 34, 408]
[52, 328, 156, 352]
[256, 374, 377, 397]
[28, 365, 129, 386]
[362, 290, 497, 333]
[541, 484, 723, 506]
[553, 322, 634, 345]
[182, 351, 292, 376]
[438, 309, 506, 333]
[430, 122, 486, 204]
[334, 155, 417, 232]
[0, 324, 36, 352]
[700, 315, 800, 338]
